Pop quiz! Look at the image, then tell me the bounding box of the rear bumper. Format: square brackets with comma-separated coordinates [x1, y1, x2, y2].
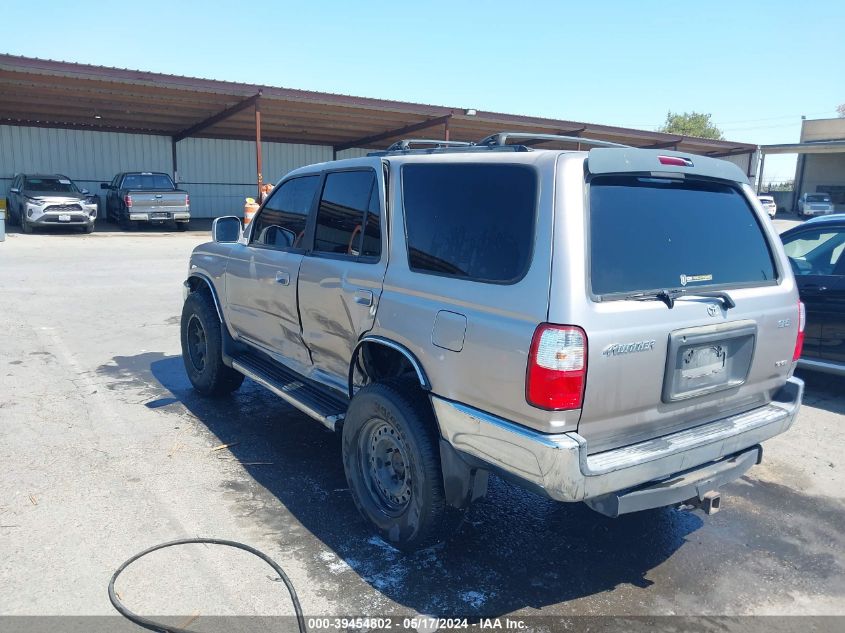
[433, 376, 803, 504]
[128, 211, 190, 222]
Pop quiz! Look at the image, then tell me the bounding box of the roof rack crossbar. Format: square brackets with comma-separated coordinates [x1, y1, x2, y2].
[478, 132, 630, 149]
[386, 139, 474, 151]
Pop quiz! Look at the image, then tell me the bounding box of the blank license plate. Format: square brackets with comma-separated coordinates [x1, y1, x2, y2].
[681, 345, 726, 380]
[58, 214, 71, 222]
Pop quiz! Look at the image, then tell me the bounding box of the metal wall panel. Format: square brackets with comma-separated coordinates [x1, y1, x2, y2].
[0, 125, 171, 204]
[1, 124, 381, 219]
[175, 139, 374, 217]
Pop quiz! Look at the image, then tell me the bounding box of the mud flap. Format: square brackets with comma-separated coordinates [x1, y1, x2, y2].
[439, 439, 489, 508]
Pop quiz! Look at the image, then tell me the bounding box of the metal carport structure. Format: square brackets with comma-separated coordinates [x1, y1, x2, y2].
[0, 54, 758, 213]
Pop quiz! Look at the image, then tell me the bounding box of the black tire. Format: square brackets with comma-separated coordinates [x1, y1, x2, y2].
[83, 223, 95, 234]
[119, 215, 134, 231]
[180, 290, 244, 396]
[4, 201, 13, 226]
[21, 214, 33, 234]
[342, 381, 460, 551]
[175, 222, 188, 232]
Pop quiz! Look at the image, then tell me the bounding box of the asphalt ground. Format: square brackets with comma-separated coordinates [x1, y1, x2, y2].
[0, 216, 842, 631]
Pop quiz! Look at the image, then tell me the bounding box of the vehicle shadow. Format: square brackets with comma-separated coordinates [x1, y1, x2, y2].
[99, 352, 705, 616]
[794, 369, 845, 415]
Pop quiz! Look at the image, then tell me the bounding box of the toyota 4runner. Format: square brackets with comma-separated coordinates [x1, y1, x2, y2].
[180, 133, 804, 550]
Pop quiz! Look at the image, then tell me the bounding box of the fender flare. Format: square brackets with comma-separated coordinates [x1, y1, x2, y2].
[348, 336, 431, 398]
[185, 273, 224, 322]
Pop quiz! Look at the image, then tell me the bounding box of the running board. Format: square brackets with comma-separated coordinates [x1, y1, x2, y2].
[231, 352, 348, 431]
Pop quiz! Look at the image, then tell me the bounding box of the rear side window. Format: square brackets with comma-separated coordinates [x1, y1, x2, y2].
[402, 163, 536, 283]
[314, 170, 380, 258]
[252, 175, 320, 249]
[589, 176, 777, 296]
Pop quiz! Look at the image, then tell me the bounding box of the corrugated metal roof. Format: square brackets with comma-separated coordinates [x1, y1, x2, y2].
[0, 54, 757, 156]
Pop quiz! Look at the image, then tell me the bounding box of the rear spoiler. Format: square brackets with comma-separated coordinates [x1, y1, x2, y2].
[587, 148, 749, 184]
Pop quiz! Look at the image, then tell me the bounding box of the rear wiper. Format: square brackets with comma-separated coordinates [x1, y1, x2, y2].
[627, 289, 735, 310]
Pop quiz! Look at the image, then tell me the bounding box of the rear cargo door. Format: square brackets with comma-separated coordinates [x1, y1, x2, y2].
[575, 157, 798, 453]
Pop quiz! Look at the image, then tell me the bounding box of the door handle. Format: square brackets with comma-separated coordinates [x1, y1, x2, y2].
[353, 289, 373, 306]
[275, 271, 290, 286]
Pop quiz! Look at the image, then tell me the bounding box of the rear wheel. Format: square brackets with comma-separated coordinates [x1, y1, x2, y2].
[180, 290, 244, 396]
[4, 201, 14, 226]
[175, 222, 188, 232]
[342, 381, 460, 551]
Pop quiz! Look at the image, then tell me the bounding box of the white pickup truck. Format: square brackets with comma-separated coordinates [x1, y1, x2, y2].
[102, 171, 190, 231]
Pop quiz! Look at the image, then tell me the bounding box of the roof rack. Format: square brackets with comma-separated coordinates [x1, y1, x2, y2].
[478, 132, 630, 149]
[385, 139, 474, 151]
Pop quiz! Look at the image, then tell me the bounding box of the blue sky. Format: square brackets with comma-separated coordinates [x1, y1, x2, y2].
[3, 0, 842, 183]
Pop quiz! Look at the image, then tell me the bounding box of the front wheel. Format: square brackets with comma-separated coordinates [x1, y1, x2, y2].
[21, 214, 33, 234]
[342, 381, 460, 551]
[180, 291, 244, 396]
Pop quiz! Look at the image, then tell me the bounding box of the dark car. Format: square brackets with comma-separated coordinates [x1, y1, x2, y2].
[6, 173, 99, 234]
[781, 217, 845, 375]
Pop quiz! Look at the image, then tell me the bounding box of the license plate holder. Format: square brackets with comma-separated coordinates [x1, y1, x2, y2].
[663, 321, 757, 403]
[58, 214, 71, 222]
[151, 212, 168, 220]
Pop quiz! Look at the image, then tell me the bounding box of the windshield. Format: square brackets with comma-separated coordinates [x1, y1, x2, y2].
[122, 174, 175, 190]
[807, 194, 831, 203]
[24, 177, 79, 194]
[589, 176, 777, 296]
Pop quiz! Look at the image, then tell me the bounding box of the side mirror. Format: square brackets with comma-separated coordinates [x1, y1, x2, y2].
[81, 188, 90, 195]
[212, 216, 242, 243]
[9, 188, 19, 194]
[100, 183, 110, 190]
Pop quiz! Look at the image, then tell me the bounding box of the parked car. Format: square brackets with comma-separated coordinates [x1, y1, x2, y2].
[797, 192, 834, 217]
[102, 172, 190, 230]
[180, 136, 804, 550]
[6, 173, 98, 234]
[757, 194, 777, 219]
[781, 217, 845, 375]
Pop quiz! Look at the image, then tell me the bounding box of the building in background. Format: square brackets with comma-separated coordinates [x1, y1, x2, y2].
[760, 118, 845, 213]
[0, 54, 759, 221]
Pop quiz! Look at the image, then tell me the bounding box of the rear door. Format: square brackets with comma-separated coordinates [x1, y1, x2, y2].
[572, 157, 797, 453]
[298, 164, 387, 392]
[224, 174, 321, 371]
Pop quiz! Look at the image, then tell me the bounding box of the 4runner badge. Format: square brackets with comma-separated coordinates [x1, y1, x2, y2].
[602, 340, 656, 357]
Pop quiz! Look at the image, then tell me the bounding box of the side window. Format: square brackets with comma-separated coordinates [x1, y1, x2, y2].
[251, 175, 320, 250]
[402, 163, 537, 283]
[783, 229, 845, 276]
[314, 170, 378, 258]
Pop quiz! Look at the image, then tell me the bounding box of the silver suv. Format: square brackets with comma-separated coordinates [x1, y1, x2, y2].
[180, 134, 804, 550]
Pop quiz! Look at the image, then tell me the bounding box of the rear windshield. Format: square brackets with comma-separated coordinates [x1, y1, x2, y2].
[589, 176, 777, 296]
[122, 174, 175, 190]
[24, 177, 79, 193]
[807, 194, 831, 203]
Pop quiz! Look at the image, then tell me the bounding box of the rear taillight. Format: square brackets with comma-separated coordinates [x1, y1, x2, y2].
[526, 324, 587, 410]
[123, 194, 133, 208]
[185, 194, 190, 208]
[658, 155, 694, 167]
[793, 301, 806, 361]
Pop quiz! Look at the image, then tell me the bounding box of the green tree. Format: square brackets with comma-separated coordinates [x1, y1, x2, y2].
[837, 103, 845, 117]
[658, 111, 724, 140]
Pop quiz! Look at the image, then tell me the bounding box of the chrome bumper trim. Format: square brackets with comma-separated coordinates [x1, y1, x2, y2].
[432, 377, 803, 502]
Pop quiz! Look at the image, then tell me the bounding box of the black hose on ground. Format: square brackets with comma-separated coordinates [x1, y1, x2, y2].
[108, 537, 306, 633]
